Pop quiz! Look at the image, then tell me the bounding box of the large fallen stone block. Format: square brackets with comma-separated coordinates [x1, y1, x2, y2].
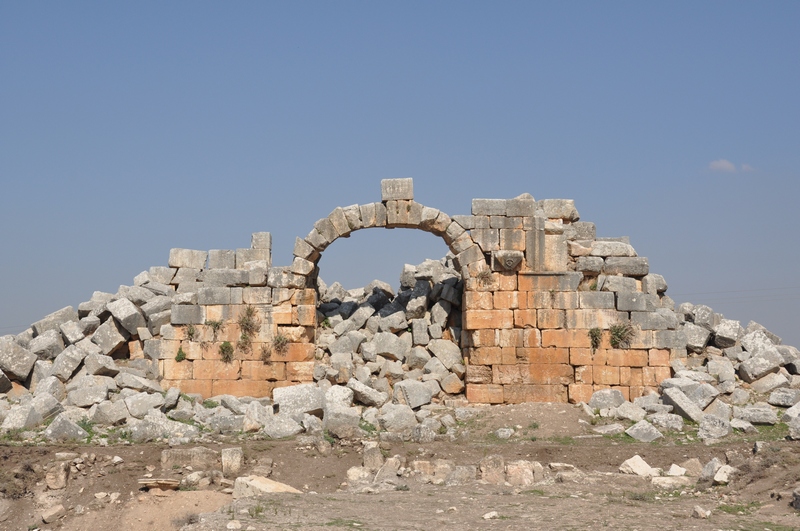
[427, 339, 462, 369]
[107, 299, 146, 335]
[625, 420, 663, 442]
[83, 353, 120, 377]
[91, 318, 129, 356]
[92, 400, 130, 426]
[31, 306, 78, 336]
[661, 387, 705, 423]
[393, 380, 433, 409]
[1, 404, 42, 431]
[124, 392, 166, 419]
[50, 345, 87, 382]
[738, 350, 784, 383]
[0, 337, 37, 381]
[128, 411, 200, 442]
[232, 476, 301, 498]
[262, 413, 303, 439]
[28, 329, 65, 360]
[698, 414, 731, 440]
[378, 403, 417, 432]
[346, 378, 389, 407]
[43, 413, 88, 442]
[370, 332, 410, 362]
[273, 384, 325, 420]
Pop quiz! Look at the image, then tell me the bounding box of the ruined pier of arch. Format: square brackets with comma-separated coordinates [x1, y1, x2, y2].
[130, 178, 679, 404]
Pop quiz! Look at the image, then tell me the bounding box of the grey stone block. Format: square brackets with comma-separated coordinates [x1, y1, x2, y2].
[68, 385, 108, 407]
[171, 268, 201, 285]
[714, 319, 744, 348]
[202, 269, 249, 287]
[685, 383, 720, 409]
[692, 305, 720, 331]
[600, 276, 637, 292]
[170, 305, 204, 325]
[631, 311, 669, 330]
[251, 231, 272, 250]
[208, 249, 236, 269]
[83, 353, 120, 377]
[427, 339, 462, 369]
[33, 375, 66, 401]
[471, 199, 507, 216]
[31, 306, 79, 337]
[370, 332, 410, 361]
[236, 248, 271, 269]
[107, 298, 146, 335]
[394, 380, 433, 409]
[538, 199, 579, 221]
[50, 345, 87, 382]
[575, 256, 604, 273]
[346, 378, 388, 407]
[140, 296, 172, 318]
[768, 388, 800, 407]
[59, 320, 85, 346]
[616, 292, 647, 312]
[43, 413, 88, 442]
[92, 400, 130, 426]
[591, 241, 636, 257]
[1, 404, 41, 431]
[505, 193, 536, 216]
[741, 330, 776, 355]
[142, 281, 174, 297]
[124, 392, 166, 419]
[0, 337, 38, 381]
[641, 274, 668, 295]
[738, 349, 784, 383]
[168, 248, 208, 269]
[91, 318, 129, 355]
[733, 405, 778, 425]
[588, 389, 625, 410]
[750, 372, 789, 394]
[604, 257, 649, 277]
[625, 420, 663, 442]
[118, 285, 156, 305]
[0, 372, 11, 393]
[115, 372, 161, 393]
[662, 387, 705, 423]
[683, 323, 711, 353]
[148, 267, 177, 284]
[30, 392, 63, 421]
[698, 415, 731, 440]
[273, 384, 325, 420]
[378, 403, 418, 432]
[148, 310, 171, 335]
[28, 329, 65, 360]
[381, 178, 414, 201]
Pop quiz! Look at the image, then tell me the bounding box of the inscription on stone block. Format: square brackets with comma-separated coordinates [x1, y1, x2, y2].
[381, 178, 414, 201]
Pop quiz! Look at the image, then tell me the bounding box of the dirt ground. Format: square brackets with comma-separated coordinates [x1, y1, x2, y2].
[2, 402, 800, 531]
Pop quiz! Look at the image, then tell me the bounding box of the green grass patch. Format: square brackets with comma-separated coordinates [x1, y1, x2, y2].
[325, 518, 364, 527]
[716, 501, 761, 515]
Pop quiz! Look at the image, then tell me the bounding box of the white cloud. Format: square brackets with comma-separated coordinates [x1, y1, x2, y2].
[741, 163, 756, 172]
[709, 159, 737, 172]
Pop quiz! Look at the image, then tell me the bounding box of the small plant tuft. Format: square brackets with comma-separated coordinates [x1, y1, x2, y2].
[609, 321, 635, 349]
[589, 279, 598, 291]
[186, 324, 197, 341]
[202, 399, 219, 409]
[219, 341, 234, 363]
[206, 319, 224, 341]
[589, 327, 602, 352]
[175, 347, 186, 362]
[320, 317, 331, 329]
[476, 269, 493, 286]
[272, 332, 289, 354]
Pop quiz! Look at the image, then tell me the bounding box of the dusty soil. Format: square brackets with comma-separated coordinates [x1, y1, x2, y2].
[2, 403, 799, 531]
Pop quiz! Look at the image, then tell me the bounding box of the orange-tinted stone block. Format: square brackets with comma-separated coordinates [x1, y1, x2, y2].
[648, 349, 670, 366]
[607, 349, 648, 367]
[466, 364, 493, 384]
[286, 361, 315, 381]
[629, 386, 647, 400]
[470, 347, 502, 365]
[518, 274, 560, 292]
[593, 365, 620, 385]
[493, 364, 525, 385]
[537, 309, 565, 329]
[212, 379, 273, 398]
[241, 361, 286, 381]
[520, 347, 569, 365]
[591, 349, 611, 366]
[290, 289, 317, 306]
[574, 365, 593, 384]
[466, 384, 504, 404]
[619, 366, 631, 386]
[629, 368, 643, 387]
[129, 340, 144, 360]
[465, 292, 493, 310]
[570, 348, 593, 366]
[463, 310, 514, 330]
[513, 309, 537, 328]
[272, 304, 293, 325]
[467, 329, 497, 347]
[501, 347, 516, 365]
[522, 329, 541, 348]
[527, 291, 553, 309]
[270, 342, 314, 363]
[295, 305, 316, 327]
[541, 329, 569, 348]
[493, 291, 518, 310]
[568, 384, 594, 404]
[528, 363, 574, 385]
[193, 360, 241, 380]
[497, 272, 518, 291]
[498, 329, 523, 348]
[162, 359, 193, 380]
[504, 384, 568, 403]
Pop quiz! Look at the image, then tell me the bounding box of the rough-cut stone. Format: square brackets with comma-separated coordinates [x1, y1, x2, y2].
[739, 350, 784, 383]
[273, 384, 325, 420]
[698, 414, 731, 440]
[262, 413, 303, 439]
[346, 378, 388, 407]
[106, 299, 146, 335]
[43, 413, 89, 442]
[620, 455, 655, 477]
[28, 329, 65, 360]
[625, 420, 663, 442]
[588, 389, 625, 410]
[91, 319, 129, 355]
[379, 403, 418, 432]
[427, 339, 462, 369]
[662, 387, 705, 423]
[393, 380, 433, 409]
[0, 338, 37, 381]
[31, 306, 78, 336]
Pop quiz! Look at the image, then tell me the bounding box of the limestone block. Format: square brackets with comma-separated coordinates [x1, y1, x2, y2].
[67, 385, 108, 407]
[43, 413, 88, 442]
[31, 306, 79, 336]
[124, 392, 166, 419]
[472, 229, 499, 251]
[208, 249, 236, 269]
[90, 318, 128, 355]
[741, 330, 776, 355]
[600, 276, 637, 292]
[236, 248, 271, 270]
[50, 345, 87, 382]
[591, 241, 636, 257]
[107, 299, 146, 335]
[491, 250, 524, 272]
[543, 233, 568, 270]
[739, 350, 784, 383]
[59, 320, 85, 346]
[575, 256, 604, 273]
[168, 249, 208, 269]
[471, 199, 507, 216]
[604, 257, 649, 277]
[616, 292, 647, 312]
[170, 305, 204, 325]
[428, 339, 463, 369]
[662, 387, 705, 423]
[140, 295, 172, 318]
[538, 199, 579, 221]
[202, 269, 248, 287]
[682, 323, 711, 353]
[381, 178, 414, 201]
[625, 420, 663, 442]
[28, 329, 65, 360]
[505, 193, 536, 216]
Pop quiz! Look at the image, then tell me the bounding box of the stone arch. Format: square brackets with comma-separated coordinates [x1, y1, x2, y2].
[291, 202, 487, 291]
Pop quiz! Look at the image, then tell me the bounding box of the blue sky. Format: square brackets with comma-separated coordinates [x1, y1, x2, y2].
[1, 2, 798, 346]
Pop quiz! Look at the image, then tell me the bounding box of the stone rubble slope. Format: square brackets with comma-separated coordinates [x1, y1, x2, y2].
[0, 256, 468, 445]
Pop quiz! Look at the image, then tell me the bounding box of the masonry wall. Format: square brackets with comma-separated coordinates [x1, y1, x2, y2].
[141, 178, 685, 402]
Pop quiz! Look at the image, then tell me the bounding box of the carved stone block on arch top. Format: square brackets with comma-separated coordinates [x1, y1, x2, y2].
[381, 178, 414, 202]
